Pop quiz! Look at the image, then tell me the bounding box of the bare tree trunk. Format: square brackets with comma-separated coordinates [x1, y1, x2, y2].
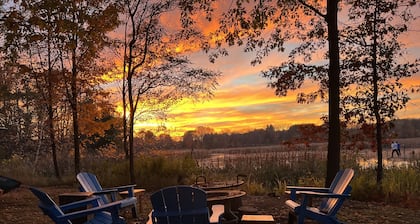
[125, 6, 140, 184]
[123, 22, 129, 159]
[128, 68, 135, 183]
[71, 38, 81, 175]
[48, 99, 60, 178]
[326, 0, 341, 186]
[372, 1, 383, 185]
[47, 35, 60, 179]
[48, 83, 61, 179]
[127, 34, 136, 184]
[34, 120, 42, 171]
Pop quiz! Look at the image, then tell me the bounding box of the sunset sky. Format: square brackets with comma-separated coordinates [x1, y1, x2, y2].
[133, 3, 420, 138]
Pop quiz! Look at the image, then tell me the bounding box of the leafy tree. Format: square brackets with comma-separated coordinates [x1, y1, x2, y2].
[194, 126, 215, 148]
[156, 133, 175, 149]
[79, 93, 122, 154]
[265, 124, 277, 144]
[204, 0, 342, 185]
[1, 0, 121, 176]
[1, 0, 64, 177]
[26, 0, 64, 179]
[183, 130, 196, 154]
[121, 0, 219, 183]
[340, 0, 419, 184]
[0, 61, 16, 160]
[55, 0, 120, 174]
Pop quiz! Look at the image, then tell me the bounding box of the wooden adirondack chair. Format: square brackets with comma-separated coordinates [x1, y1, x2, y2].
[29, 187, 125, 224]
[150, 185, 224, 224]
[0, 175, 21, 195]
[285, 168, 354, 224]
[76, 172, 139, 218]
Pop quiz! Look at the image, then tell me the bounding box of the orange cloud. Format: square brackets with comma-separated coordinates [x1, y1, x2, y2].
[114, 2, 420, 138]
[164, 79, 327, 137]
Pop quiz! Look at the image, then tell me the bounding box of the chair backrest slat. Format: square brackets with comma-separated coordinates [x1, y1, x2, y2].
[77, 172, 109, 204]
[327, 169, 344, 191]
[30, 187, 71, 224]
[319, 168, 354, 214]
[150, 186, 210, 224]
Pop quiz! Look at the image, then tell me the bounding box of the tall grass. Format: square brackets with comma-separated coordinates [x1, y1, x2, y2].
[351, 166, 420, 202]
[0, 155, 76, 186]
[70, 153, 200, 190]
[1, 147, 419, 203]
[0, 152, 200, 190]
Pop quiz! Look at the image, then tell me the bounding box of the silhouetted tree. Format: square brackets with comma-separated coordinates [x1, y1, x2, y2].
[121, 0, 219, 183]
[1, 0, 66, 177]
[183, 130, 196, 155]
[204, 0, 341, 185]
[1, 0, 121, 175]
[340, 0, 419, 184]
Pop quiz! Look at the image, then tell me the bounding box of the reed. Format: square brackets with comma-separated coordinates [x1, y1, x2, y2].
[1, 146, 419, 203]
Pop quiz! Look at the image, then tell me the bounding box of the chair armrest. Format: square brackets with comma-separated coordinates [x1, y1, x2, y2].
[91, 188, 118, 195]
[60, 196, 101, 212]
[91, 188, 119, 201]
[286, 186, 329, 192]
[297, 191, 351, 198]
[113, 184, 137, 197]
[103, 184, 136, 198]
[104, 184, 136, 192]
[291, 191, 351, 211]
[57, 201, 122, 221]
[113, 184, 137, 191]
[286, 186, 330, 200]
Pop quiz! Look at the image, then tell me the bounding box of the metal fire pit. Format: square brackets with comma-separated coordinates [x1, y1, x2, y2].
[192, 174, 246, 191]
[206, 189, 247, 224]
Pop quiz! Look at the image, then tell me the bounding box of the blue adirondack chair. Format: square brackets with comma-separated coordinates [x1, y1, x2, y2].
[150, 185, 224, 224]
[29, 187, 126, 224]
[285, 168, 354, 224]
[0, 175, 21, 194]
[76, 172, 138, 218]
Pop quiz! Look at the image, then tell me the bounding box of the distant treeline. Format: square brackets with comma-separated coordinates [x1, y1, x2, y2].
[190, 119, 420, 150]
[2, 118, 420, 159]
[391, 119, 420, 138]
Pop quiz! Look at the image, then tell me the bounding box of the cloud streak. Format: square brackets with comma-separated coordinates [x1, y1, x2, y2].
[137, 3, 420, 137]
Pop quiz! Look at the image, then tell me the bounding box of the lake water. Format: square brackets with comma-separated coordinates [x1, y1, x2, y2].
[195, 146, 420, 169]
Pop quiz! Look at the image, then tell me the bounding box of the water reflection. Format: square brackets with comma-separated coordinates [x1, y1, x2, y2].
[195, 147, 420, 170]
[357, 158, 412, 169]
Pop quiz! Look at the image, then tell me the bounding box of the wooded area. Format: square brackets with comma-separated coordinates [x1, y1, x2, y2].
[2, 117, 420, 159]
[1, 0, 418, 185]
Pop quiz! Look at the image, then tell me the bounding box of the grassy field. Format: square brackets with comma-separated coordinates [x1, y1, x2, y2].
[1, 138, 420, 201]
[1, 140, 420, 223]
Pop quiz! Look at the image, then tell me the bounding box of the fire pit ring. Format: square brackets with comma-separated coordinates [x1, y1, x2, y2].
[206, 190, 246, 224]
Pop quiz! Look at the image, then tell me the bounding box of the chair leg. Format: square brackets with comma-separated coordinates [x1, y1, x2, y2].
[297, 212, 305, 224]
[132, 204, 139, 218]
[288, 212, 296, 224]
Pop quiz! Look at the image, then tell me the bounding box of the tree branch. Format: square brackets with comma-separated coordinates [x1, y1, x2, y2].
[297, 0, 326, 19]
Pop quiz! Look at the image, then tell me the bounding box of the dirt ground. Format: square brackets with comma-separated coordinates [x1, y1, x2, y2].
[1, 186, 419, 224]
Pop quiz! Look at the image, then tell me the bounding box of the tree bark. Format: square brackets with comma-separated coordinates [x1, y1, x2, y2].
[372, 0, 383, 185]
[46, 26, 60, 179]
[47, 92, 60, 179]
[128, 70, 135, 183]
[71, 35, 81, 175]
[326, 0, 341, 186]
